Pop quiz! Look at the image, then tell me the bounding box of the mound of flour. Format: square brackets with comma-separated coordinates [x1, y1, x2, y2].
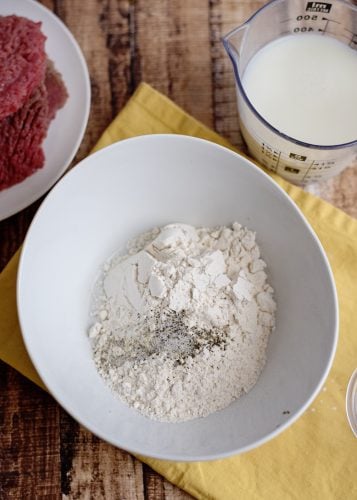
[89, 223, 276, 422]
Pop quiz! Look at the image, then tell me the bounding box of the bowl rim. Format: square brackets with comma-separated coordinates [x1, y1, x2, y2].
[17, 134, 339, 461]
[346, 368, 357, 438]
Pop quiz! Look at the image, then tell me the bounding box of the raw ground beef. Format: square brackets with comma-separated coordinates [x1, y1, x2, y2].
[45, 60, 69, 121]
[0, 63, 68, 190]
[0, 16, 46, 120]
[0, 15, 68, 191]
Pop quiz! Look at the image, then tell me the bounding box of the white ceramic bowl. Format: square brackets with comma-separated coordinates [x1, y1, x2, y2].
[17, 135, 338, 461]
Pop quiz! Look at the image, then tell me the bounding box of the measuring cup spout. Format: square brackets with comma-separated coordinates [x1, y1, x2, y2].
[222, 24, 249, 78]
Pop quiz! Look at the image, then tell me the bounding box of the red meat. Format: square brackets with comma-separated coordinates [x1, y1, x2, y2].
[0, 63, 68, 190]
[0, 15, 47, 120]
[45, 60, 69, 120]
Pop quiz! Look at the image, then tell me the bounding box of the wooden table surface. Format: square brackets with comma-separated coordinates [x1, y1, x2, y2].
[0, 1, 356, 498]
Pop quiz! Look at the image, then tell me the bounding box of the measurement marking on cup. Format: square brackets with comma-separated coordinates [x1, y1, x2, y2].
[284, 166, 300, 174]
[301, 160, 335, 182]
[321, 16, 340, 24]
[289, 153, 307, 161]
[261, 143, 281, 172]
[317, 16, 341, 35]
[302, 160, 315, 182]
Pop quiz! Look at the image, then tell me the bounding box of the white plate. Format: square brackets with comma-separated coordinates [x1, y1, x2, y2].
[346, 368, 357, 437]
[17, 135, 338, 461]
[0, 0, 90, 220]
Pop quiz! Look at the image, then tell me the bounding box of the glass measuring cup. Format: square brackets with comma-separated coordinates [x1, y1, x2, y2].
[223, 0, 357, 185]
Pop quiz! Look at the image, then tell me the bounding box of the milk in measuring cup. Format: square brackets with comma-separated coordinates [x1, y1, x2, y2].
[223, 0, 357, 184]
[242, 33, 357, 146]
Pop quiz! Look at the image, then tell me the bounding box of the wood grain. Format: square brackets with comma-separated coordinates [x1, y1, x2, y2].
[136, 0, 213, 127]
[0, 363, 61, 498]
[55, 0, 114, 159]
[61, 416, 145, 500]
[0, 0, 356, 498]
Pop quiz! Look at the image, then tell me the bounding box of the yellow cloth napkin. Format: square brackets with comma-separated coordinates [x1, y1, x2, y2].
[1, 83, 356, 499]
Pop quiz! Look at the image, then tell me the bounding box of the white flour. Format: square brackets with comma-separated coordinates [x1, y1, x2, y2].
[89, 223, 276, 422]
